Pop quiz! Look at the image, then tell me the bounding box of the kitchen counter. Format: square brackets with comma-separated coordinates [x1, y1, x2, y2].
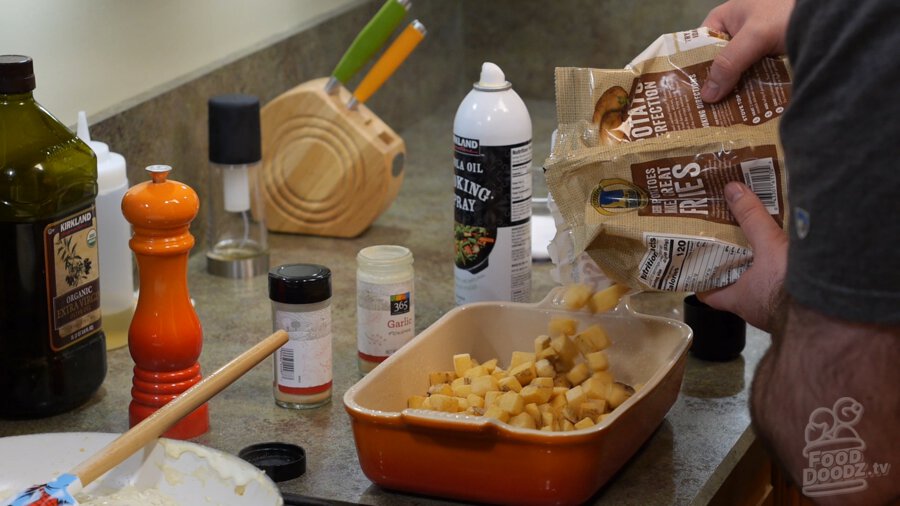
[0, 100, 770, 505]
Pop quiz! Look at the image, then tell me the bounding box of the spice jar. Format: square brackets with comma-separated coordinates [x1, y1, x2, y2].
[357, 245, 415, 374]
[269, 264, 332, 408]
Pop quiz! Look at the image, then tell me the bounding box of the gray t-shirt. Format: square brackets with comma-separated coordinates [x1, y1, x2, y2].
[781, 0, 900, 323]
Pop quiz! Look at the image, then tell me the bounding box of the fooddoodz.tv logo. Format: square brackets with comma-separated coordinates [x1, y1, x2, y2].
[802, 397, 891, 497]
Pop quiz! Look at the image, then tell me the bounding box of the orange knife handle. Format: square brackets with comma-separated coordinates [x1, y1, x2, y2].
[352, 20, 426, 106]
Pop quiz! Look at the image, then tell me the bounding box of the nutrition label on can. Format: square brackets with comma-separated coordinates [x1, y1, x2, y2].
[638, 232, 752, 292]
[453, 136, 532, 303]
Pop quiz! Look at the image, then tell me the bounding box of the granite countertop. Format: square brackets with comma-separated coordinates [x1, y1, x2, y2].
[0, 100, 770, 505]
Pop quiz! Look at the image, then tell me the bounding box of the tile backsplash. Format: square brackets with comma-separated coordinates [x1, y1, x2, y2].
[89, 0, 718, 250]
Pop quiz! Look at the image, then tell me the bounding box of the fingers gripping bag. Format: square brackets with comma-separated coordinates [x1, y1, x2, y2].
[545, 27, 793, 292]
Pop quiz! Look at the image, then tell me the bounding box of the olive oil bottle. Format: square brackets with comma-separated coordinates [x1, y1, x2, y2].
[0, 55, 106, 417]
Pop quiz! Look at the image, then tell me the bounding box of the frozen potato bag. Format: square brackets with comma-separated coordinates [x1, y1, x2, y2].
[546, 28, 793, 292]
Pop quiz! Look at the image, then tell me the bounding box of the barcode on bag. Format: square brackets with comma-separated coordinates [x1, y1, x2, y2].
[280, 348, 294, 377]
[740, 157, 779, 215]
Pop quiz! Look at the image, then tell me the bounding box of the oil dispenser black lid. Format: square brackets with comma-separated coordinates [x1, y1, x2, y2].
[0, 55, 36, 93]
[238, 442, 306, 482]
[683, 294, 746, 361]
[269, 264, 332, 304]
[208, 94, 261, 164]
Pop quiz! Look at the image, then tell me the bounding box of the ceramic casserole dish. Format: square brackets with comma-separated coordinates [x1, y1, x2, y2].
[343, 289, 692, 505]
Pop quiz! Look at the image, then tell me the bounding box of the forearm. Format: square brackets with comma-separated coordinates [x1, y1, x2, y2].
[751, 297, 900, 504]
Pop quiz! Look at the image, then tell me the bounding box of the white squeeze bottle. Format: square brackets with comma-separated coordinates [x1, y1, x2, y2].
[77, 112, 134, 350]
[453, 62, 533, 304]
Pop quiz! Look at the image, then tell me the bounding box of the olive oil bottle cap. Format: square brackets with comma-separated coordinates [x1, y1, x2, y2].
[0, 55, 36, 94]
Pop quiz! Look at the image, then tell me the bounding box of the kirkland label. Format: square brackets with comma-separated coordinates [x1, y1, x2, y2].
[454, 136, 532, 304]
[44, 205, 102, 351]
[638, 232, 752, 292]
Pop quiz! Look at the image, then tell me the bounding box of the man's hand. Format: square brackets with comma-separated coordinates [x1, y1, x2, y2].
[701, 0, 794, 102]
[697, 182, 786, 331]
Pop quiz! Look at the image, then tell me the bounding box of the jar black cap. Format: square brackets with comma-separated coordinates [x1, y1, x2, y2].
[269, 264, 332, 304]
[238, 442, 306, 482]
[208, 94, 261, 164]
[0, 55, 36, 94]
[683, 295, 746, 361]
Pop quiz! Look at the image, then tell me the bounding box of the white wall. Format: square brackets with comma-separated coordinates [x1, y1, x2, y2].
[0, 0, 362, 127]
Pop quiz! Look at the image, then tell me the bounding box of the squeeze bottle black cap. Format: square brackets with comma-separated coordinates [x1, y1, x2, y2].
[269, 264, 332, 304]
[683, 294, 746, 361]
[208, 94, 261, 164]
[0, 55, 36, 94]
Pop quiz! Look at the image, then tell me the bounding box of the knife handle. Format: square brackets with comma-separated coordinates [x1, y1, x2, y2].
[348, 20, 426, 109]
[327, 0, 411, 94]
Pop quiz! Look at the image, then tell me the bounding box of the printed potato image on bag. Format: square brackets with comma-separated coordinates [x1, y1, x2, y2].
[546, 28, 792, 292]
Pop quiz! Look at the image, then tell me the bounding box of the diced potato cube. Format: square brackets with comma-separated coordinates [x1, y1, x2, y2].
[561, 283, 593, 310]
[573, 325, 611, 355]
[428, 383, 452, 396]
[550, 392, 567, 409]
[509, 361, 536, 386]
[470, 375, 499, 396]
[541, 411, 554, 429]
[484, 390, 502, 408]
[553, 374, 572, 388]
[466, 406, 486, 416]
[565, 385, 587, 408]
[520, 384, 552, 405]
[562, 405, 579, 424]
[428, 371, 456, 386]
[579, 400, 607, 421]
[421, 397, 432, 409]
[429, 394, 459, 412]
[548, 316, 578, 337]
[407, 395, 427, 409]
[509, 351, 535, 369]
[588, 284, 629, 313]
[534, 334, 552, 354]
[481, 358, 499, 373]
[550, 334, 579, 362]
[463, 365, 488, 379]
[607, 382, 634, 409]
[498, 375, 523, 393]
[535, 358, 556, 378]
[466, 394, 485, 409]
[508, 411, 537, 430]
[574, 417, 595, 430]
[498, 391, 525, 415]
[551, 386, 569, 399]
[566, 363, 591, 386]
[586, 350, 609, 371]
[524, 402, 542, 425]
[531, 377, 554, 389]
[582, 376, 612, 400]
[453, 353, 473, 377]
[457, 398, 469, 411]
[483, 405, 510, 423]
[540, 425, 553, 432]
[591, 370, 614, 385]
[562, 419, 576, 432]
[536, 346, 558, 361]
[451, 376, 473, 397]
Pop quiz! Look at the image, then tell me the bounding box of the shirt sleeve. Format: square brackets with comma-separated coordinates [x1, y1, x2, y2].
[781, 0, 900, 323]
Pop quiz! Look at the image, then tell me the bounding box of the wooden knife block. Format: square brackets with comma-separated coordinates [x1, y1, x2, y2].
[258, 78, 406, 237]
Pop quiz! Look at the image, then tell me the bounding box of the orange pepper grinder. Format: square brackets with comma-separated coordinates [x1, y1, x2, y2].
[122, 164, 209, 439]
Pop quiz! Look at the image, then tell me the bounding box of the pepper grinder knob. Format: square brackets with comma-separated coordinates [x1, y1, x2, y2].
[122, 164, 209, 439]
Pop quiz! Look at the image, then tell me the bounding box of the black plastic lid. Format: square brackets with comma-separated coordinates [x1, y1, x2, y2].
[269, 264, 332, 304]
[238, 442, 306, 482]
[208, 94, 261, 164]
[0, 55, 36, 93]
[683, 295, 746, 362]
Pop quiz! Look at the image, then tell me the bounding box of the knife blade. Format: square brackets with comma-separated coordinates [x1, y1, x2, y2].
[346, 19, 426, 110]
[324, 0, 411, 94]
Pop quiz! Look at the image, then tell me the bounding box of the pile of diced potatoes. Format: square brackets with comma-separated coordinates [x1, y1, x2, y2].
[408, 284, 636, 432]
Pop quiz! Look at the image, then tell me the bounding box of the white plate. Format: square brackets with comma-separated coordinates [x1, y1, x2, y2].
[0, 433, 282, 505]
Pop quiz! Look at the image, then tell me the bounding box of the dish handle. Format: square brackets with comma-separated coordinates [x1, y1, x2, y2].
[401, 410, 495, 433]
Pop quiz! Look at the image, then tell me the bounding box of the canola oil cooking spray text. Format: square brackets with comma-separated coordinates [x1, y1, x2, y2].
[453, 62, 533, 304]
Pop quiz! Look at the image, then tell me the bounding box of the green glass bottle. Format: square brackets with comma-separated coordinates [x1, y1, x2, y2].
[0, 55, 107, 417]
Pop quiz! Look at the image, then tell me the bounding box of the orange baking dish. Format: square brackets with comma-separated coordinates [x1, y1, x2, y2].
[343, 289, 692, 505]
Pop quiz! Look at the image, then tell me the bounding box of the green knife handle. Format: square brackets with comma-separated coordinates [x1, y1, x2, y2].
[331, 0, 409, 86]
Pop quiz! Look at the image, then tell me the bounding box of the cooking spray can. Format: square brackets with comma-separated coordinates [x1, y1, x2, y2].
[453, 62, 533, 304]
